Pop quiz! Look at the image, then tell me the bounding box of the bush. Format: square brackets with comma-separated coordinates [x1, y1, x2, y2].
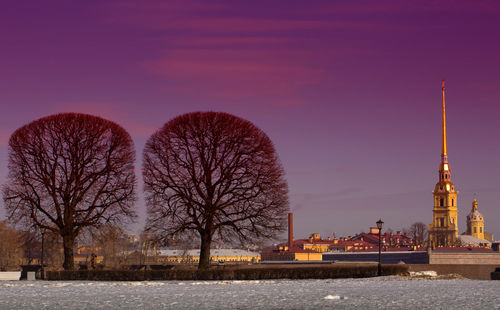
[45, 264, 408, 281]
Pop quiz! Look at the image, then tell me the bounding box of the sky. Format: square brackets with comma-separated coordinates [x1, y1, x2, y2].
[1, 0, 500, 240]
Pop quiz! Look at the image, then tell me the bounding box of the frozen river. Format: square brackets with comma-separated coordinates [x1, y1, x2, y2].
[1, 277, 499, 309]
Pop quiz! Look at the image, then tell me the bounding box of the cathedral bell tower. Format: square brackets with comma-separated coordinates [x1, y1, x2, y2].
[429, 81, 459, 247]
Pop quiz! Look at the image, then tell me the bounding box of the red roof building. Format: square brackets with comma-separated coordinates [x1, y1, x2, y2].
[349, 227, 414, 249]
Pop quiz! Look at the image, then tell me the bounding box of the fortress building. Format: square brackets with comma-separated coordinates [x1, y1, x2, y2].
[466, 196, 485, 240]
[428, 81, 459, 247]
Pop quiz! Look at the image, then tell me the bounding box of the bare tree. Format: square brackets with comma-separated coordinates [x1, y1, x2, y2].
[3, 113, 136, 270]
[85, 224, 135, 268]
[40, 230, 64, 268]
[0, 221, 24, 270]
[409, 222, 428, 247]
[138, 230, 160, 265]
[20, 229, 40, 265]
[429, 228, 452, 247]
[143, 112, 289, 269]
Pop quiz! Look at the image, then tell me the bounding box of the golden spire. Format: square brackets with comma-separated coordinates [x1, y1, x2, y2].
[441, 80, 448, 163]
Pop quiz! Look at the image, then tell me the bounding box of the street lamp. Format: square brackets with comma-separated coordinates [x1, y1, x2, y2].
[376, 219, 384, 276]
[41, 230, 45, 280]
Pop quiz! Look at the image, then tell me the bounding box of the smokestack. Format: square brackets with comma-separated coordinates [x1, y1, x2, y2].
[288, 212, 293, 249]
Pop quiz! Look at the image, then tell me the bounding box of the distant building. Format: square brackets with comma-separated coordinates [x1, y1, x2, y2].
[262, 212, 419, 262]
[293, 230, 414, 252]
[290, 232, 381, 252]
[74, 246, 104, 266]
[261, 213, 323, 261]
[157, 249, 260, 264]
[293, 233, 333, 252]
[465, 197, 488, 240]
[349, 227, 414, 249]
[456, 197, 492, 247]
[329, 239, 376, 252]
[261, 247, 322, 262]
[427, 82, 494, 248]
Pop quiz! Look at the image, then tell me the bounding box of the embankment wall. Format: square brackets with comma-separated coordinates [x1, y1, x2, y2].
[408, 264, 498, 280]
[429, 252, 500, 264]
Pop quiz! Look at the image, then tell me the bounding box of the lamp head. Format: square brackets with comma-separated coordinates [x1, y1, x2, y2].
[376, 219, 384, 230]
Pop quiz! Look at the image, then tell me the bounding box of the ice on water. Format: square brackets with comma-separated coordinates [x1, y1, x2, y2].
[1, 277, 499, 309]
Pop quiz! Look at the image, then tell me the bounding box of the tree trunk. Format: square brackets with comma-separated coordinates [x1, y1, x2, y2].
[198, 231, 212, 270]
[62, 234, 75, 270]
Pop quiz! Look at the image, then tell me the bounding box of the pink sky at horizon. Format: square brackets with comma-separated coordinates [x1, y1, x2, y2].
[1, 0, 500, 240]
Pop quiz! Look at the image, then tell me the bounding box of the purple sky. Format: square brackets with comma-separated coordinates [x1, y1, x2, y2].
[1, 0, 500, 240]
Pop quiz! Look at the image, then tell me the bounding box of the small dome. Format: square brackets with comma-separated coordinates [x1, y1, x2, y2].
[467, 199, 483, 222]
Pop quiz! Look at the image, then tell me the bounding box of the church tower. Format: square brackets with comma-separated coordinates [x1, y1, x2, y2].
[466, 196, 485, 240]
[429, 81, 459, 247]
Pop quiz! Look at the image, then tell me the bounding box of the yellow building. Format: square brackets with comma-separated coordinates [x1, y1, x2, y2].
[74, 246, 104, 265]
[261, 247, 322, 261]
[290, 251, 322, 261]
[294, 233, 334, 253]
[157, 249, 260, 264]
[466, 197, 485, 240]
[429, 81, 459, 247]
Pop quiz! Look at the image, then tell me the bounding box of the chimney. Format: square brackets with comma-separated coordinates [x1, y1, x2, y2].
[288, 212, 293, 249]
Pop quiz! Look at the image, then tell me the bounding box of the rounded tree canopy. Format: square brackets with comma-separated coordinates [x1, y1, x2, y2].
[143, 111, 289, 245]
[3, 113, 137, 233]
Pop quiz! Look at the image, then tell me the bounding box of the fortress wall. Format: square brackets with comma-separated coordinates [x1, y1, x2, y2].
[429, 252, 500, 265]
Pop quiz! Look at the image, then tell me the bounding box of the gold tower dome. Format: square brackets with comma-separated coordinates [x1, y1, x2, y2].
[433, 180, 456, 194]
[467, 199, 484, 222]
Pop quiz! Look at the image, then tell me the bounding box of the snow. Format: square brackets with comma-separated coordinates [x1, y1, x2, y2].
[324, 295, 348, 300]
[409, 271, 438, 277]
[0, 277, 499, 309]
[457, 235, 491, 246]
[0, 271, 21, 281]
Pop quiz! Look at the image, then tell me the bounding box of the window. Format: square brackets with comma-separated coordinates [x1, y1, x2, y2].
[439, 218, 444, 227]
[480, 227, 483, 233]
[440, 198, 444, 207]
[474, 227, 477, 233]
[452, 199, 454, 206]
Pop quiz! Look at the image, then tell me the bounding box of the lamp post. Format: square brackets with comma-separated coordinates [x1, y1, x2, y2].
[376, 219, 384, 276]
[41, 230, 45, 280]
